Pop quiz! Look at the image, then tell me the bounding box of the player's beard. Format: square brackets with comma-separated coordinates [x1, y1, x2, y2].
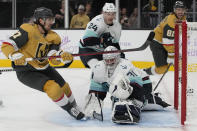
[45, 24, 52, 31]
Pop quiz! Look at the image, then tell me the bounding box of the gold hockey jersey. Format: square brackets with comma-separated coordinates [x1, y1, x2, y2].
[1, 23, 61, 69]
[153, 13, 186, 53]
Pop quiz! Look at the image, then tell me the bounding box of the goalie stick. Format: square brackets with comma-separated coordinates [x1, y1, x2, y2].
[93, 111, 103, 121]
[93, 95, 104, 121]
[153, 63, 173, 91]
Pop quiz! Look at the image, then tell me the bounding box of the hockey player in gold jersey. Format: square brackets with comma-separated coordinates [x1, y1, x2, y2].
[144, 1, 186, 75]
[1, 7, 84, 120]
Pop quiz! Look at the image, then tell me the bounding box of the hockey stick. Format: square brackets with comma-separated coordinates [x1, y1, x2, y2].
[0, 32, 154, 74]
[24, 40, 150, 61]
[0, 68, 14, 74]
[93, 94, 104, 121]
[77, 31, 154, 55]
[19, 31, 155, 60]
[93, 111, 103, 121]
[153, 63, 173, 91]
[0, 38, 150, 73]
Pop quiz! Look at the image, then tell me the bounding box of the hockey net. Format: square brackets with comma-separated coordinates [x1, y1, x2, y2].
[174, 21, 197, 125]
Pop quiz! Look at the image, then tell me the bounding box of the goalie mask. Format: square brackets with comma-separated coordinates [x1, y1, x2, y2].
[103, 46, 120, 72]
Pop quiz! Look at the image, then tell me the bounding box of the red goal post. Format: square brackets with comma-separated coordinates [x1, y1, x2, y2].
[174, 21, 197, 125]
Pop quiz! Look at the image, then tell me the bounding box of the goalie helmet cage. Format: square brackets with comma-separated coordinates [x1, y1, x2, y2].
[174, 21, 197, 125]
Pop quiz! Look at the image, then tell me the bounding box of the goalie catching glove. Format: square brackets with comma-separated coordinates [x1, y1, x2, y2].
[48, 50, 73, 65]
[109, 73, 133, 100]
[9, 52, 27, 66]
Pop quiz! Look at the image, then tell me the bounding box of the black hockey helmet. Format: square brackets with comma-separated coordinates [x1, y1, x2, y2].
[174, 1, 186, 9]
[33, 7, 54, 24]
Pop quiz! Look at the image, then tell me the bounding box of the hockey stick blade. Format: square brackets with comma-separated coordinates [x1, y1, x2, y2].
[93, 111, 103, 121]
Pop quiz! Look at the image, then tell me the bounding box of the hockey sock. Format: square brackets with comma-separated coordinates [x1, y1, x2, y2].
[61, 83, 75, 103]
[43, 80, 69, 106]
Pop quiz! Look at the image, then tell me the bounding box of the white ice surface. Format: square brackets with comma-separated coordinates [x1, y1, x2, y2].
[0, 68, 197, 131]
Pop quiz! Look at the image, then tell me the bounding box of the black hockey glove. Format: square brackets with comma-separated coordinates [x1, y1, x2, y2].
[100, 32, 113, 48]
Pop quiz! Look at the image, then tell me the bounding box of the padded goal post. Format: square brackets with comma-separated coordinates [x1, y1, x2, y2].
[174, 21, 197, 125]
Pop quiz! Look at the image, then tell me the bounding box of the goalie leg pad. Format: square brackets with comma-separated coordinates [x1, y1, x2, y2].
[112, 100, 141, 124]
[83, 93, 104, 119]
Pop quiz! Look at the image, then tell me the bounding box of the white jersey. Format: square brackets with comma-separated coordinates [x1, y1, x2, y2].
[79, 14, 121, 51]
[89, 58, 149, 92]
